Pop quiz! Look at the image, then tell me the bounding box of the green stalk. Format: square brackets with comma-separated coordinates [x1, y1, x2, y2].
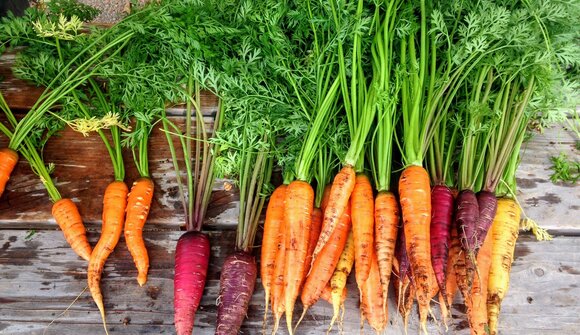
[370, 0, 401, 192]
[295, 77, 341, 182]
[0, 93, 61, 201]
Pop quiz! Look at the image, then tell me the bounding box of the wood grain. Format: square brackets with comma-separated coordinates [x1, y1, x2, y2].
[1, 230, 579, 334]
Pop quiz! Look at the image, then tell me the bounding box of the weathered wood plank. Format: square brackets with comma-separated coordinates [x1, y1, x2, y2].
[515, 124, 579, 233]
[1, 230, 578, 334]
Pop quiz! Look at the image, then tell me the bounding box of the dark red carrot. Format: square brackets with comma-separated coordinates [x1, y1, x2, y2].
[474, 191, 497, 253]
[174, 231, 210, 335]
[455, 190, 479, 257]
[216, 251, 257, 335]
[455, 189, 479, 289]
[430, 185, 454, 300]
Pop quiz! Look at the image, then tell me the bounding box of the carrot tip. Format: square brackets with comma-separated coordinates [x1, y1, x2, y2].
[137, 274, 147, 286]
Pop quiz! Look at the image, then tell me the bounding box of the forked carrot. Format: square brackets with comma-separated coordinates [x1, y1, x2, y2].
[261, 184, 287, 325]
[88, 181, 129, 334]
[0, 148, 18, 197]
[374, 191, 399, 314]
[283, 180, 314, 335]
[487, 197, 520, 335]
[312, 165, 356, 262]
[351, 173, 374, 288]
[52, 198, 92, 261]
[399, 165, 433, 332]
[124, 177, 154, 286]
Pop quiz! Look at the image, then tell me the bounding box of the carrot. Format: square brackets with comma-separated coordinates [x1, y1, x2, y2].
[474, 191, 497, 252]
[351, 173, 374, 288]
[261, 184, 287, 324]
[216, 251, 257, 335]
[321, 283, 347, 305]
[487, 197, 520, 335]
[51, 198, 92, 261]
[298, 201, 351, 327]
[455, 189, 479, 289]
[450, 197, 470, 301]
[312, 165, 356, 263]
[304, 207, 323, 279]
[320, 184, 332, 213]
[440, 228, 460, 327]
[174, 231, 211, 335]
[328, 231, 354, 332]
[271, 219, 287, 335]
[283, 180, 314, 335]
[0, 148, 18, 197]
[374, 191, 399, 314]
[360, 250, 386, 333]
[320, 283, 333, 304]
[467, 228, 493, 335]
[124, 177, 154, 286]
[398, 165, 433, 332]
[88, 180, 129, 334]
[393, 272, 415, 333]
[430, 185, 454, 298]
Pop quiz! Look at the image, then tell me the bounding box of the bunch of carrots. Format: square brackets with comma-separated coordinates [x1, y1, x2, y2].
[0, 0, 577, 334]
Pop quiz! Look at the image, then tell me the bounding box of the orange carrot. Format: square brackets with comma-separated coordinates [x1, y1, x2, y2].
[360, 250, 386, 333]
[312, 165, 356, 262]
[440, 233, 459, 327]
[261, 184, 287, 324]
[399, 165, 433, 333]
[271, 213, 287, 335]
[299, 201, 351, 316]
[51, 198, 92, 261]
[283, 180, 314, 335]
[467, 229, 493, 335]
[351, 173, 374, 289]
[88, 181, 129, 333]
[374, 191, 399, 313]
[451, 220, 469, 301]
[0, 148, 18, 197]
[304, 207, 323, 279]
[124, 177, 154, 286]
[320, 184, 332, 213]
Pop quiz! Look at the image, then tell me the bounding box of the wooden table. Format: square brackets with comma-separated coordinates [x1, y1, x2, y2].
[0, 55, 579, 335]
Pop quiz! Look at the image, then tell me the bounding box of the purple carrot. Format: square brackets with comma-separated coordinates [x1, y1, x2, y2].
[430, 185, 454, 298]
[174, 231, 211, 335]
[455, 190, 479, 257]
[215, 251, 257, 335]
[395, 226, 412, 285]
[474, 191, 497, 252]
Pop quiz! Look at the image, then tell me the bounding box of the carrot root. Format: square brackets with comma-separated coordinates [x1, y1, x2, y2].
[52, 198, 92, 261]
[0, 148, 18, 197]
[124, 177, 154, 286]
